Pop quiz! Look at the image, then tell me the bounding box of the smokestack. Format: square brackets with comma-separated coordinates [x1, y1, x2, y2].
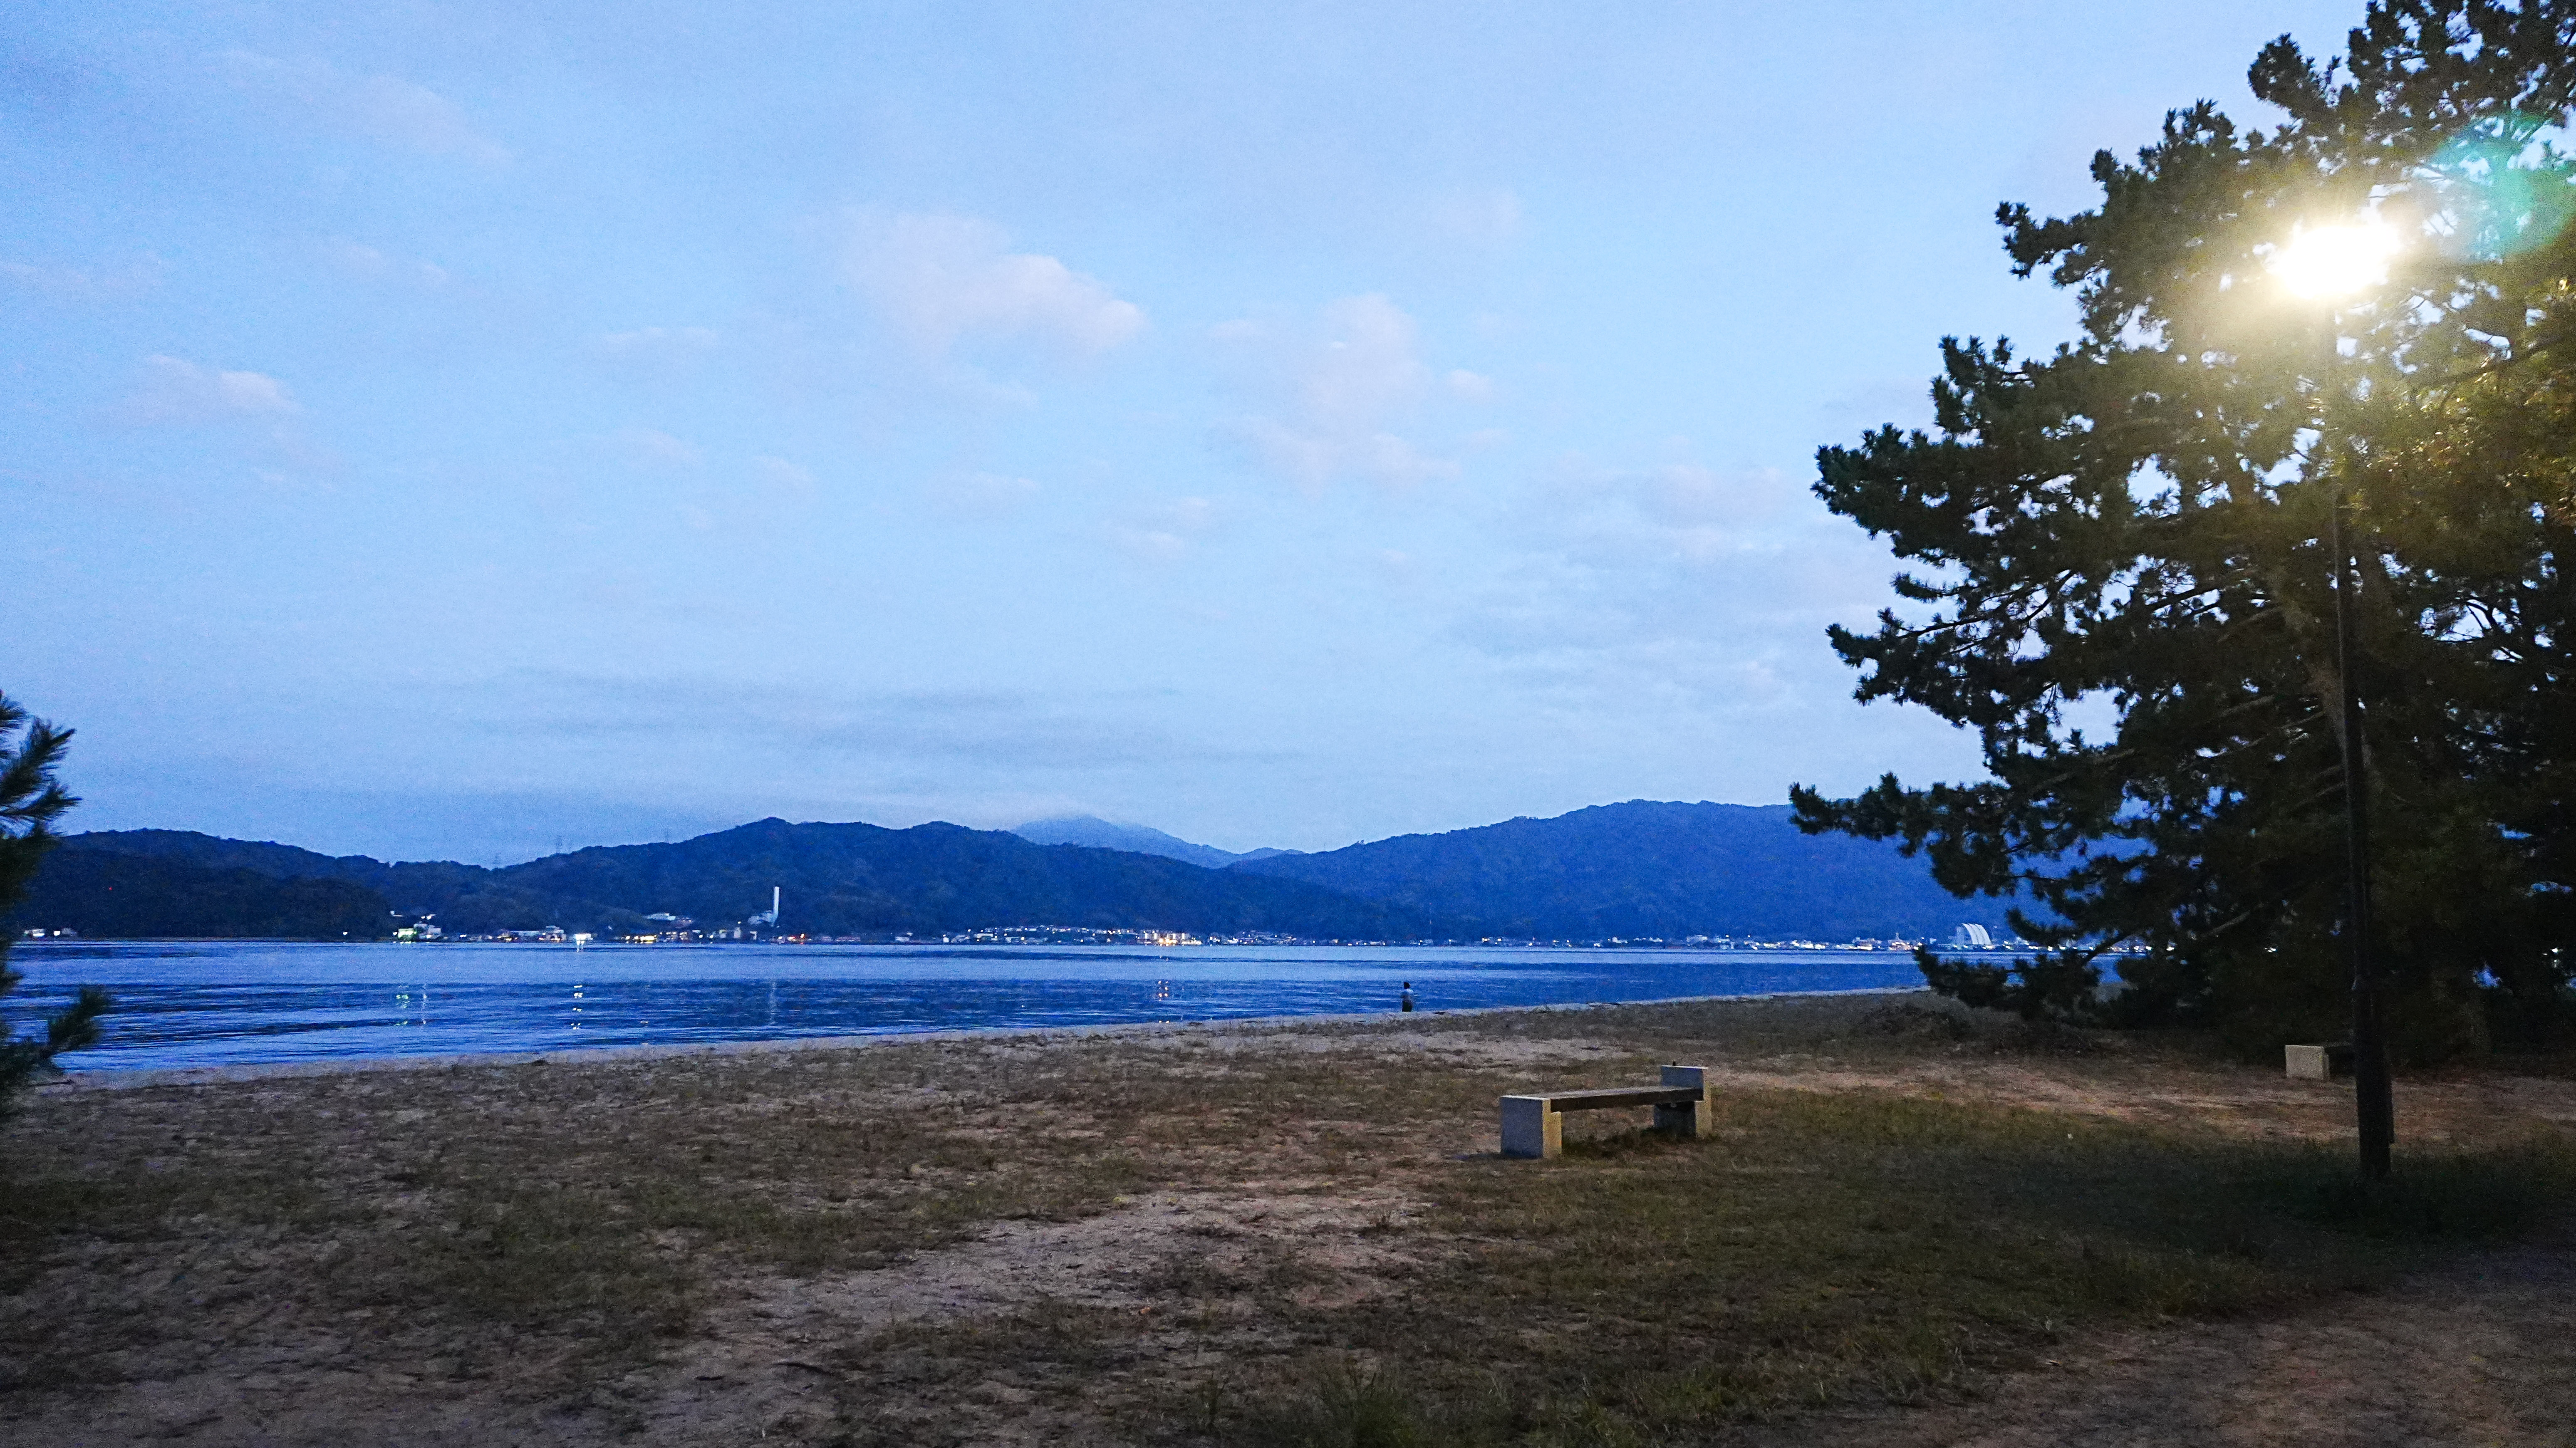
[773, 885, 781, 919]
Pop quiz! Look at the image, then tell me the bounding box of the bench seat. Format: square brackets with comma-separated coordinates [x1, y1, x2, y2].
[1523, 1085, 1708, 1111]
[1501, 1066, 1713, 1159]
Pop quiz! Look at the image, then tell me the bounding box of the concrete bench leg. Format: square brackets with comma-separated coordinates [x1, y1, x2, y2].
[1501, 1095, 1560, 1159]
[2285, 1044, 2354, 1080]
[1656, 1064, 1714, 1139]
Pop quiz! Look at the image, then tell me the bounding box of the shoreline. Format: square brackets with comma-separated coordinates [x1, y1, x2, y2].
[46, 984, 1931, 1092]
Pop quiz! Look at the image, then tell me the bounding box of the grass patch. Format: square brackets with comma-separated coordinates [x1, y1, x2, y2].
[7, 995, 2573, 1440]
[0, 1044, 1172, 1391]
[1229, 1091, 2576, 1446]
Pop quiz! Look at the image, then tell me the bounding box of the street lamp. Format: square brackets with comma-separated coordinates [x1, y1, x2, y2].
[2267, 219, 2402, 1181]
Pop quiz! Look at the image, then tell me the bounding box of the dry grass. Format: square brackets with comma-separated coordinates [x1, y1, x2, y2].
[4, 993, 2574, 1446]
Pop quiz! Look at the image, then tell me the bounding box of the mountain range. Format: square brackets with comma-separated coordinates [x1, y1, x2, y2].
[7, 801, 2026, 942]
[1010, 814, 1293, 868]
[12, 820, 1437, 940]
[1234, 801, 2017, 941]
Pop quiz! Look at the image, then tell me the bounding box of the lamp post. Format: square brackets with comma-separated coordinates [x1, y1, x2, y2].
[2270, 221, 2402, 1181]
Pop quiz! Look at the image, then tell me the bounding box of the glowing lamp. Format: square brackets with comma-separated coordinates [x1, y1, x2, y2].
[2266, 221, 2402, 300]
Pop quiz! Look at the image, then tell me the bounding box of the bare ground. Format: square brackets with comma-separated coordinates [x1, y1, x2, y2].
[7, 993, 2574, 1447]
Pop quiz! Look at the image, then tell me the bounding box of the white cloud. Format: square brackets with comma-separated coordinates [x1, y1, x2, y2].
[1446, 369, 1494, 402]
[928, 470, 1042, 518]
[1, 254, 166, 302]
[1106, 495, 1218, 562]
[1300, 295, 1428, 428]
[607, 428, 703, 468]
[326, 241, 451, 287]
[1110, 527, 1191, 562]
[219, 49, 509, 164]
[599, 326, 720, 357]
[506, 673, 1226, 772]
[844, 213, 1145, 356]
[118, 355, 301, 425]
[1214, 293, 1463, 493]
[1419, 188, 1525, 249]
[753, 455, 817, 493]
[1449, 459, 1865, 710]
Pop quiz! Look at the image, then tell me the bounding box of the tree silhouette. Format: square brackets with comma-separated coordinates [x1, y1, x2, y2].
[0, 692, 109, 1121]
[1795, 0, 2576, 1057]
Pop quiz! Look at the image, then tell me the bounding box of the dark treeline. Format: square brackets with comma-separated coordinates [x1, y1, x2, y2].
[15, 849, 392, 940]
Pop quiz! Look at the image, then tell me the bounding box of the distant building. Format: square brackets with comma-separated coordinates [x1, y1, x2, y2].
[1950, 923, 1996, 949]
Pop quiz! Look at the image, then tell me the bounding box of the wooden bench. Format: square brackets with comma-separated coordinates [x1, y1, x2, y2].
[1500, 1065, 1713, 1159]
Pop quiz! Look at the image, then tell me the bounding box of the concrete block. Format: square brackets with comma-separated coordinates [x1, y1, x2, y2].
[1501, 1095, 1560, 1159]
[2285, 1044, 2357, 1080]
[1657, 1064, 1714, 1139]
[1652, 1099, 1712, 1137]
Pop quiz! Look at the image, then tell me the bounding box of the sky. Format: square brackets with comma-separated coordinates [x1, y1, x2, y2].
[4, 0, 2369, 864]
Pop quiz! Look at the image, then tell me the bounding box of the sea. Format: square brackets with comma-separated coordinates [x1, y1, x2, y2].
[6, 939, 1930, 1073]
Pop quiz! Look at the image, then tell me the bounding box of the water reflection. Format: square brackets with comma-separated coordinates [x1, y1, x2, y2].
[393, 986, 430, 1027]
[11, 942, 1927, 1072]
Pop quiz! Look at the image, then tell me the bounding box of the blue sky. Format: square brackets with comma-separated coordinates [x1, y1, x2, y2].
[5, 0, 2362, 863]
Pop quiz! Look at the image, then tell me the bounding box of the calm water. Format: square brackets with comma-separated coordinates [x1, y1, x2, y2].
[7, 940, 1928, 1072]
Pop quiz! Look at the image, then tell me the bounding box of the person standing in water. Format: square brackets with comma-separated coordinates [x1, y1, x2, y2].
[1399, 982, 1415, 1012]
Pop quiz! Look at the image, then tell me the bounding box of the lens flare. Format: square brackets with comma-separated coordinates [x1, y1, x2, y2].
[2267, 222, 2402, 299]
[2428, 118, 2576, 260]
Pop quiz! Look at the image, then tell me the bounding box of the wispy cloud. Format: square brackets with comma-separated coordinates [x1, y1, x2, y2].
[1451, 458, 1873, 711]
[1214, 293, 1463, 493]
[1418, 187, 1525, 250]
[1, 254, 166, 302]
[753, 455, 817, 493]
[116, 355, 301, 426]
[325, 240, 451, 287]
[218, 49, 509, 164]
[844, 213, 1145, 357]
[501, 675, 1226, 772]
[1105, 495, 1218, 563]
[603, 427, 703, 468]
[598, 326, 720, 358]
[926, 470, 1042, 519]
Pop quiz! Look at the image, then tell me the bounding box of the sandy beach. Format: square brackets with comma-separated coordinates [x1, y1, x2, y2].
[7, 991, 2574, 1446]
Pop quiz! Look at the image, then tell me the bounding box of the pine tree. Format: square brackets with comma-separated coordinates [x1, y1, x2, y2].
[1792, 1, 2576, 1057]
[0, 692, 110, 1121]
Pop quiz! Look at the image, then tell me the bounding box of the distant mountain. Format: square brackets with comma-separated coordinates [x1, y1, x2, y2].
[29, 801, 2024, 943]
[498, 819, 1411, 936]
[37, 830, 645, 936]
[31, 821, 1446, 940]
[1229, 800, 2022, 941]
[8, 847, 398, 940]
[1011, 814, 1291, 869]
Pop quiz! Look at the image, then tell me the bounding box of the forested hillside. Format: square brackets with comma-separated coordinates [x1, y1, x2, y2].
[495, 819, 1439, 937]
[27, 803, 2021, 942]
[6, 848, 396, 939]
[27, 822, 1448, 939]
[1231, 800, 2020, 941]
